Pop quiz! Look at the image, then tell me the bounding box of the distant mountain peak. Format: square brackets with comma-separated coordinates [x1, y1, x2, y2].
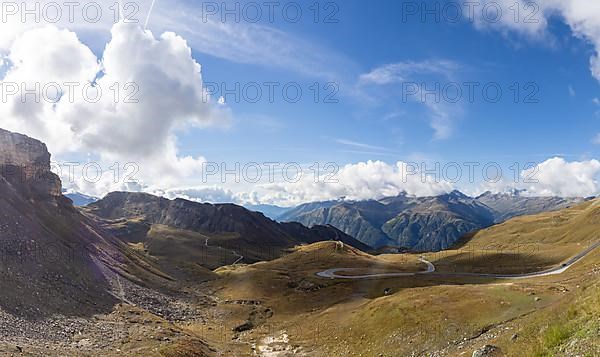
[62, 190, 99, 206]
[477, 188, 527, 199]
[449, 190, 469, 198]
[509, 188, 527, 197]
[476, 191, 493, 199]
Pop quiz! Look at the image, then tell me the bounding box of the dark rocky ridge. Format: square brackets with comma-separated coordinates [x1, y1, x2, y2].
[86, 191, 371, 262]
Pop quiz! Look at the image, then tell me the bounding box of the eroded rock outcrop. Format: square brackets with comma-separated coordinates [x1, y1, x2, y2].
[0, 128, 61, 200]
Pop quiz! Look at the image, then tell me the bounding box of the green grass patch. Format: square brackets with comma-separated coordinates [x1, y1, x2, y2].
[542, 324, 573, 348]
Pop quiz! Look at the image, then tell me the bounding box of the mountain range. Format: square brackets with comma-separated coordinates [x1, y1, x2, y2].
[475, 189, 585, 222]
[0, 127, 370, 353]
[0, 127, 369, 316]
[277, 190, 584, 251]
[65, 188, 586, 252]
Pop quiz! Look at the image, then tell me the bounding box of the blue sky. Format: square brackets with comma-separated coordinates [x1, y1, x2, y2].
[174, 1, 599, 166]
[2, 0, 600, 204]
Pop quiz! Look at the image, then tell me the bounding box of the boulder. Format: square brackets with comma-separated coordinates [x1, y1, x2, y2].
[472, 344, 500, 357]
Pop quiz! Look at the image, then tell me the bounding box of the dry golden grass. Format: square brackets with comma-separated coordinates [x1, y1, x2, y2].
[461, 199, 600, 250]
[195, 200, 600, 356]
[425, 199, 600, 274]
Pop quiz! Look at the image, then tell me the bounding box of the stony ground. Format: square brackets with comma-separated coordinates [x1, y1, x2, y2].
[0, 266, 218, 357]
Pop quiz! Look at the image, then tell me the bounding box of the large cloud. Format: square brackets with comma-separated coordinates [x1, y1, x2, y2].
[520, 157, 600, 197]
[132, 160, 455, 207]
[255, 158, 600, 205]
[62, 157, 600, 206]
[475, 157, 600, 198]
[549, 1, 600, 80]
[0, 22, 229, 187]
[253, 160, 455, 206]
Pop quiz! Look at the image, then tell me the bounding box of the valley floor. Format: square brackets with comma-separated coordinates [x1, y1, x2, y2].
[1, 239, 599, 356]
[5, 195, 600, 357]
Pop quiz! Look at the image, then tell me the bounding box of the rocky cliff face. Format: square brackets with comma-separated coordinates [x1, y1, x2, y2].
[0, 128, 169, 318]
[0, 128, 61, 200]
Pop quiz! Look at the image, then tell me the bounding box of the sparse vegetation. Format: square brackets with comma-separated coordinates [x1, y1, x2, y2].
[1, 128, 599, 355]
[543, 324, 573, 349]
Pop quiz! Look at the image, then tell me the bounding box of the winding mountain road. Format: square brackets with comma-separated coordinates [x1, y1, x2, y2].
[199, 232, 244, 265]
[232, 251, 244, 265]
[316, 240, 600, 280]
[316, 258, 435, 279]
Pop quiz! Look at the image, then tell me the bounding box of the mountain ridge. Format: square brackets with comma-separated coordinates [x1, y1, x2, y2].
[278, 190, 583, 251]
[85, 191, 371, 263]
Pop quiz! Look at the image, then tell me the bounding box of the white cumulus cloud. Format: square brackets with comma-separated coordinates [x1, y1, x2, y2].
[520, 157, 600, 197]
[474, 158, 600, 198]
[0, 22, 230, 188]
[256, 160, 455, 206]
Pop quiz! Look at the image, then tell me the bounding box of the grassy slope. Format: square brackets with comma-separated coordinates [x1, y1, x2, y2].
[197, 200, 600, 356]
[146, 224, 241, 271]
[459, 198, 600, 253]
[426, 199, 600, 274]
